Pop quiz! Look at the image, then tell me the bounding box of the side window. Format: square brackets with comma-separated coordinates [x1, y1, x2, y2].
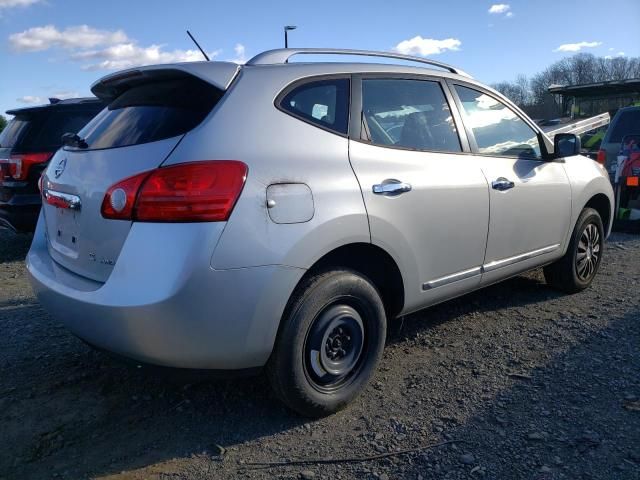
[361, 79, 461, 153]
[454, 85, 542, 159]
[280, 78, 350, 135]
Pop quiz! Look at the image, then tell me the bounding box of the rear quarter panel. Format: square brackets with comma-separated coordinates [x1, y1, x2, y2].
[162, 66, 370, 270]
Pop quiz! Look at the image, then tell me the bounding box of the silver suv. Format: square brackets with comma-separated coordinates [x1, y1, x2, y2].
[27, 49, 614, 417]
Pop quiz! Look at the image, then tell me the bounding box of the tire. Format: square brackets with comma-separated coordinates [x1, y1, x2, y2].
[267, 269, 387, 417]
[544, 207, 604, 293]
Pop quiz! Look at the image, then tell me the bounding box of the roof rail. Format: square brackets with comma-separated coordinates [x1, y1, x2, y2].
[246, 48, 472, 78]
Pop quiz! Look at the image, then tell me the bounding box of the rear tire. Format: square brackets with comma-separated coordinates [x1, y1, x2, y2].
[544, 208, 604, 293]
[267, 269, 386, 417]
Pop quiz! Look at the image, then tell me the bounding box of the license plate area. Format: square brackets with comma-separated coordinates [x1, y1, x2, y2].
[49, 207, 81, 258]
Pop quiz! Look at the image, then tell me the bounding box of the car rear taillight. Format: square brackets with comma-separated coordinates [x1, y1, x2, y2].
[1, 152, 53, 181]
[101, 161, 248, 222]
[596, 149, 607, 165]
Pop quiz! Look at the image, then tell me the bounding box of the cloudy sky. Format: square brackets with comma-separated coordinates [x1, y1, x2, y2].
[0, 0, 638, 115]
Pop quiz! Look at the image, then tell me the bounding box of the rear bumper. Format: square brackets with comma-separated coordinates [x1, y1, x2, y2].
[0, 192, 41, 232]
[27, 215, 305, 369]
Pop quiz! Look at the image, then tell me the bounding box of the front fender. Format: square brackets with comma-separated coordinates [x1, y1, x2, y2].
[563, 156, 615, 244]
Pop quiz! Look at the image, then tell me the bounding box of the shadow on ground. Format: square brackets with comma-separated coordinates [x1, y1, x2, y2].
[397, 309, 640, 479]
[0, 229, 32, 264]
[1, 233, 638, 479]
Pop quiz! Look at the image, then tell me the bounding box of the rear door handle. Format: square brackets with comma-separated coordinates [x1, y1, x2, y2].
[372, 179, 412, 196]
[491, 177, 515, 191]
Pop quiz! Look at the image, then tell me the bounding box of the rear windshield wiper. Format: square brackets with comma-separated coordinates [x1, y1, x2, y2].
[62, 132, 88, 149]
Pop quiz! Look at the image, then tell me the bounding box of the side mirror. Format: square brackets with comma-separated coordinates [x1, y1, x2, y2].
[554, 133, 581, 158]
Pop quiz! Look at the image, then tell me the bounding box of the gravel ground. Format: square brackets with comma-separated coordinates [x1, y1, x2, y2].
[1, 228, 639, 480]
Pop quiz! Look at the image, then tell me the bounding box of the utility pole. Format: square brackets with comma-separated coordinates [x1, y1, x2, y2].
[284, 25, 297, 48]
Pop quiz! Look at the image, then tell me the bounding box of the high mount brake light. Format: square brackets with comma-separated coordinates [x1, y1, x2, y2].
[101, 161, 248, 222]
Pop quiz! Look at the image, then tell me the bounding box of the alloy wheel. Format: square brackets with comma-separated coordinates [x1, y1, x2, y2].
[576, 223, 601, 281]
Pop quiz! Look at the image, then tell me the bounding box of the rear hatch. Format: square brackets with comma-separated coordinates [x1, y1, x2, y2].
[41, 64, 238, 283]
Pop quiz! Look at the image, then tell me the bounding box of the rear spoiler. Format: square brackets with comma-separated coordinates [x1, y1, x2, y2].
[6, 97, 104, 116]
[91, 62, 241, 102]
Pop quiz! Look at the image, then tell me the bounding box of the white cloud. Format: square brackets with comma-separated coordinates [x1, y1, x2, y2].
[9, 25, 128, 52]
[617, 51, 625, 56]
[15, 90, 81, 105]
[72, 43, 221, 71]
[16, 95, 43, 104]
[488, 4, 510, 14]
[553, 41, 602, 52]
[9, 23, 238, 72]
[50, 90, 80, 99]
[394, 36, 461, 56]
[229, 43, 246, 64]
[0, 0, 41, 9]
[505, 11, 514, 17]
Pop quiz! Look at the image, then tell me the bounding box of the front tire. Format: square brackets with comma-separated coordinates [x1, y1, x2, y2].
[544, 208, 604, 293]
[267, 269, 386, 417]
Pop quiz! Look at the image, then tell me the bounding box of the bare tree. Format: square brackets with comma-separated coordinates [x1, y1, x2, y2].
[491, 53, 639, 115]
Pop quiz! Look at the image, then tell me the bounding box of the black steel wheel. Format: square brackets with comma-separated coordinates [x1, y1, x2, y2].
[267, 269, 387, 417]
[304, 303, 365, 392]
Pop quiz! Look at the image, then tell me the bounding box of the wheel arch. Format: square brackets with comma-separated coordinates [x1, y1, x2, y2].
[583, 193, 612, 236]
[296, 242, 406, 320]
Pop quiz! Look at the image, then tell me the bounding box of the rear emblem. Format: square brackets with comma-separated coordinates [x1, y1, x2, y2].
[54, 158, 67, 178]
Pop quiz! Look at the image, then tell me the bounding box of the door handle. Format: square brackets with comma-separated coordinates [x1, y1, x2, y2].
[491, 177, 515, 191]
[372, 179, 412, 196]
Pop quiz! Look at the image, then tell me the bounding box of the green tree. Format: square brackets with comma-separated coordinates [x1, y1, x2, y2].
[0, 115, 7, 134]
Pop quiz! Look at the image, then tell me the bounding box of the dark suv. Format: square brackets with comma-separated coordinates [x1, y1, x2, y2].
[0, 98, 104, 232]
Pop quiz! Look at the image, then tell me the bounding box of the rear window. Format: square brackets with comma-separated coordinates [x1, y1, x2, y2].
[21, 110, 98, 151]
[78, 77, 224, 150]
[0, 117, 29, 149]
[1, 108, 101, 153]
[610, 109, 640, 143]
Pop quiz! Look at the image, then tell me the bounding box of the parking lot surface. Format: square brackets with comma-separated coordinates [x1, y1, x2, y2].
[1, 229, 639, 480]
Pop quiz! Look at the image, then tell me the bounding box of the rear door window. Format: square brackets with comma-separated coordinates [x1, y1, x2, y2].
[78, 76, 224, 150]
[361, 78, 462, 152]
[454, 85, 542, 159]
[280, 78, 350, 135]
[610, 109, 640, 143]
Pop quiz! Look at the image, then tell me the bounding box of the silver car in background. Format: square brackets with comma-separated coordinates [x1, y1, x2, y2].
[27, 49, 614, 417]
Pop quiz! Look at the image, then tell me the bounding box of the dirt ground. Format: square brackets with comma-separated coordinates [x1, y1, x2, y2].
[1, 228, 639, 480]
